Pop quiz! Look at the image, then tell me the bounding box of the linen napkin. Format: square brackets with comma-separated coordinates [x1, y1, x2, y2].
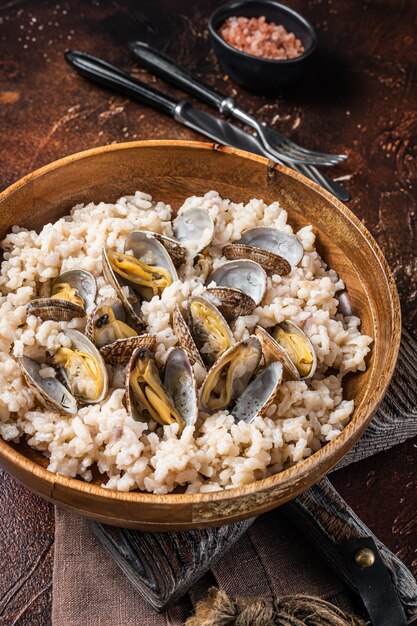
[53, 505, 355, 626]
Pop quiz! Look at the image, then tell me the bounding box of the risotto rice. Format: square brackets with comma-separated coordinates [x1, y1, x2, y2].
[0, 191, 372, 494]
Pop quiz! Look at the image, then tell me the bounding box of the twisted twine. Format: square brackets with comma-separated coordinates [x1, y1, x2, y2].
[185, 588, 366, 626]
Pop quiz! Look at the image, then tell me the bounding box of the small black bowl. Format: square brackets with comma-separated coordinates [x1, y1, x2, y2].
[208, 0, 317, 94]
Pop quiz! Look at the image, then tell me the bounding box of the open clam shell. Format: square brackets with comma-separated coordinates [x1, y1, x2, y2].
[208, 260, 267, 306]
[200, 336, 262, 412]
[20, 356, 77, 415]
[85, 298, 138, 347]
[254, 326, 300, 381]
[233, 362, 283, 423]
[164, 347, 198, 428]
[27, 269, 96, 322]
[222, 244, 291, 276]
[54, 269, 97, 310]
[204, 287, 257, 320]
[125, 347, 184, 434]
[272, 321, 317, 380]
[238, 227, 304, 267]
[173, 207, 214, 254]
[102, 245, 144, 329]
[85, 297, 154, 365]
[172, 304, 205, 370]
[188, 295, 233, 367]
[124, 230, 178, 300]
[52, 330, 108, 404]
[193, 251, 213, 281]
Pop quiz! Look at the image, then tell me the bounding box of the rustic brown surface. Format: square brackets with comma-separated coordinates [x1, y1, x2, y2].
[0, 0, 416, 624]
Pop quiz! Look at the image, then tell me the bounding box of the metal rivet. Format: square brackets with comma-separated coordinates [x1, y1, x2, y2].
[354, 547, 376, 568]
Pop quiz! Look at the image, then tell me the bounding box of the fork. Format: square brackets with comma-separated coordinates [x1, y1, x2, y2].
[128, 41, 347, 168]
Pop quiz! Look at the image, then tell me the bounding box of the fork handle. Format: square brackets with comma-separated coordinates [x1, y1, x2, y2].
[128, 41, 232, 112]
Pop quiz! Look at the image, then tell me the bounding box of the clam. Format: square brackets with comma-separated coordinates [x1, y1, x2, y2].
[193, 251, 213, 281]
[85, 298, 155, 366]
[172, 305, 205, 369]
[200, 336, 262, 412]
[102, 246, 144, 329]
[208, 260, 267, 306]
[85, 298, 137, 347]
[124, 230, 178, 300]
[238, 227, 304, 267]
[188, 295, 233, 367]
[222, 243, 291, 276]
[272, 321, 317, 380]
[20, 356, 77, 415]
[164, 347, 198, 428]
[52, 330, 108, 403]
[254, 326, 300, 381]
[126, 347, 184, 434]
[27, 269, 96, 322]
[204, 287, 256, 320]
[233, 362, 283, 423]
[173, 207, 214, 254]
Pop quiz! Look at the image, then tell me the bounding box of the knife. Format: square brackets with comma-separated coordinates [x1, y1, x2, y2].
[64, 51, 349, 201]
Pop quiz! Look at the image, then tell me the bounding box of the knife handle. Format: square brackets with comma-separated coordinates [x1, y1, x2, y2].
[128, 41, 228, 112]
[65, 51, 178, 116]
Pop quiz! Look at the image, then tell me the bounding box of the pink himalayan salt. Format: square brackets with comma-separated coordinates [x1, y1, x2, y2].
[219, 15, 305, 60]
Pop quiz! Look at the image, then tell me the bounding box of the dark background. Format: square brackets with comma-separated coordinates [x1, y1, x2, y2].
[0, 0, 416, 623]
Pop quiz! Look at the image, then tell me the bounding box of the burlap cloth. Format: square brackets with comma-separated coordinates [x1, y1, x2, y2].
[52, 505, 356, 625]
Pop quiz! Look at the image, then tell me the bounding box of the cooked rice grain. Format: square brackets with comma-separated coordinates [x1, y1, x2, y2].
[0, 191, 372, 493]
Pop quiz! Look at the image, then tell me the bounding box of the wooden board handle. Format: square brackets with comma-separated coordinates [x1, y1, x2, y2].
[284, 478, 417, 623]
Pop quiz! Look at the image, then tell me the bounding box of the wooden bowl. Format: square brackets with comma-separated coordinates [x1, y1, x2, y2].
[0, 141, 401, 531]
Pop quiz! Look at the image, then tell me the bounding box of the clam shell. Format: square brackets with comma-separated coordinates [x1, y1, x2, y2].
[102, 245, 144, 329]
[164, 347, 198, 428]
[172, 305, 205, 370]
[173, 207, 214, 254]
[57, 330, 108, 404]
[193, 251, 213, 282]
[274, 321, 317, 380]
[20, 356, 77, 415]
[254, 326, 300, 381]
[233, 362, 283, 423]
[208, 260, 267, 306]
[239, 227, 304, 267]
[26, 298, 85, 322]
[125, 347, 183, 433]
[52, 269, 96, 310]
[124, 230, 178, 300]
[28, 269, 97, 322]
[100, 333, 156, 366]
[85, 297, 142, 347]
[204, 287, 256, 320]
[188, 295, 233, 367]
[222, 243, 291, 276]
[152, 232, 187, 268]
[200, 336, 262, 412]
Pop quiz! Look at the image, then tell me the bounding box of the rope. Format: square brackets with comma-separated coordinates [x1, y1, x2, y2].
[185, 588, 367, 626]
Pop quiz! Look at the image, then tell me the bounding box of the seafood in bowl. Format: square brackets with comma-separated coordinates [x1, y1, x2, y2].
[0, 190, 372, 495]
